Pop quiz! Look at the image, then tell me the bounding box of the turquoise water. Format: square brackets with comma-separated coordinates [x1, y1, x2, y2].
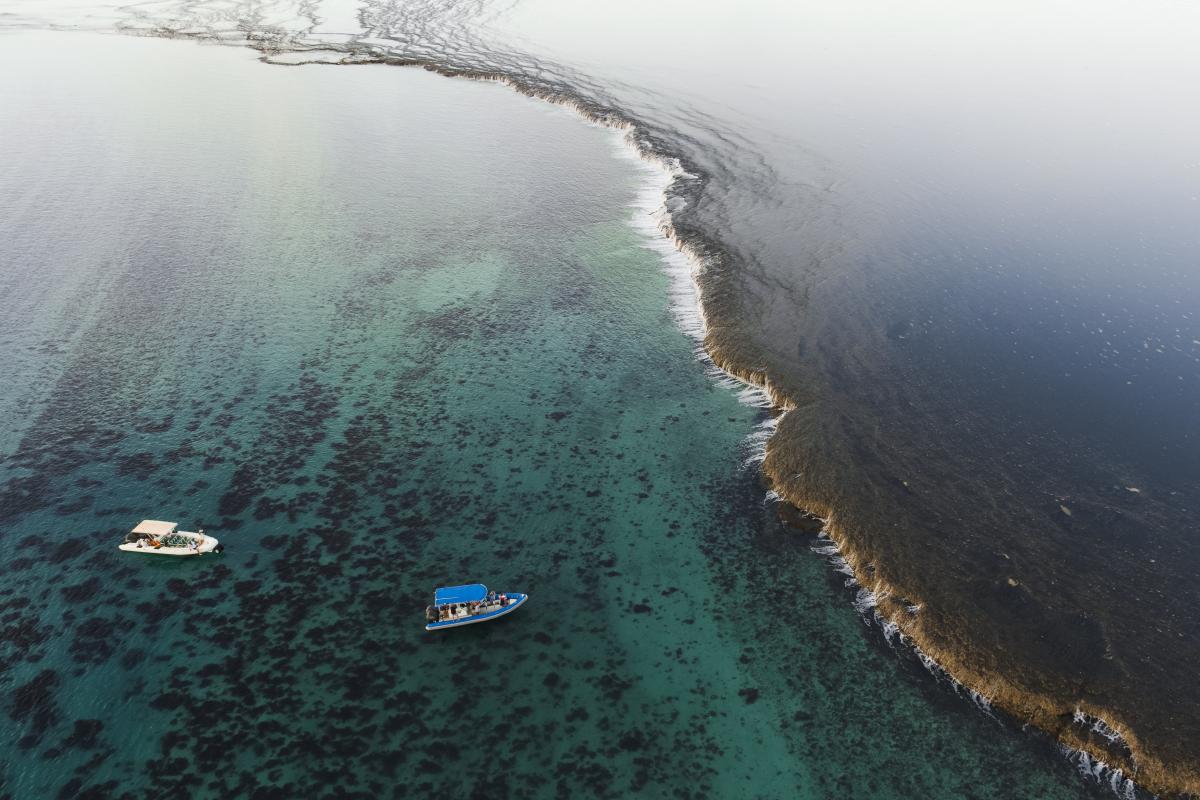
[0, 34, 1101, 798]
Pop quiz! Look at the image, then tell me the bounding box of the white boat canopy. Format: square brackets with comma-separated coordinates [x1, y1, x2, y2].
[131, 520, 177, 536]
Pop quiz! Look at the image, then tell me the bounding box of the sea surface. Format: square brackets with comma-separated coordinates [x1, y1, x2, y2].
[0, 0, 1196, 797]
[0, 30, 1106, 799]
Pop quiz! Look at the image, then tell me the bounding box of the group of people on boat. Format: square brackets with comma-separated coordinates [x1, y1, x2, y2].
[425, 591, 510, 622]
[133, 535, 200, 551]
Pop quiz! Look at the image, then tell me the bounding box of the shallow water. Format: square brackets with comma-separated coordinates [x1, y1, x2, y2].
[0, 31, 1109, 799]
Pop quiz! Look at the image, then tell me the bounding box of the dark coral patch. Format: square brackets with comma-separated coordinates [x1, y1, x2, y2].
[115, 452, 157, 480]
[69, 617, 119, 665]
[62, 718, 103, 749]
[136, 415, 174, 434]
[9, 669, 60, 739]
[48, 541, 85, 564]
[61, 578, 102, 604]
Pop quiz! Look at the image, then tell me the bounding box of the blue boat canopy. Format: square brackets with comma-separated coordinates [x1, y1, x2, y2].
[434, 584, 488, 605]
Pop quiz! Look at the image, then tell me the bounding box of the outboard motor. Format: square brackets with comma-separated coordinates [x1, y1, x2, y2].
[213, 543, 224, 553]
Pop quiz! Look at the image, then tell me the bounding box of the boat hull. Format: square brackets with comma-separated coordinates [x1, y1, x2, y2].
[425, 593, 527, 630]
[118, 533, 221, 557]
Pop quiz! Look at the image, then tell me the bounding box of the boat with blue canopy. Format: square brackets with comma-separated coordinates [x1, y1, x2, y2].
[425, 583, 527, 630]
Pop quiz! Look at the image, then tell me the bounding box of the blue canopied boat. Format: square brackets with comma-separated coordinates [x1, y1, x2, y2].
[425, 583, 528, 631]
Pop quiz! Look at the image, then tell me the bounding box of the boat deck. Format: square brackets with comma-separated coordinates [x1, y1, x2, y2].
[118, 532, 220, 556]
[425, 593, 527, 630]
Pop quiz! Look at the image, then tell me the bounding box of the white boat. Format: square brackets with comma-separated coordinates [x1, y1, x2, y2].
[118, 520, 222, 557]
[425, 584, 527, 630]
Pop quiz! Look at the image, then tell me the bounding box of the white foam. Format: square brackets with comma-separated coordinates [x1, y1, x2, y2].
[1073, 709, 1129, 749]
[1062, 747, 1138, 800]
[830, 555, 857, 581]
[607, 129, 788, 477]
[808, 533, 998, 717]
[852, 587, 878, 615]
[741, 413, 781, 467]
